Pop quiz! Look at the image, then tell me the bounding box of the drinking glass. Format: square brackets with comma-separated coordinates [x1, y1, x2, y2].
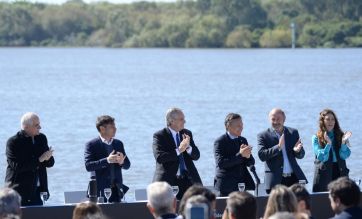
[40, 192, 48, 205]
[299, 180, 307, 187]
[104, 188, 112, 203]
[171, 186, 179, 197]
[238, 183, 246, 192]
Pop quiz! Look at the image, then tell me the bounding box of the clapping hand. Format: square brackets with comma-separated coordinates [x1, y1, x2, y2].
[293, 139, 303, 152]
[240, 144, 252, 158]
[107, 150, 127, 165]
[178, 134, 190, 153]
[324, 132, 332, 145]
[39, 147, 54, 162]
[278, 134, 285, 150]
[342, 131, 352, 145]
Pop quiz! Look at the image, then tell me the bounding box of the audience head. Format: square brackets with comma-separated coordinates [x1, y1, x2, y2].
[178, 185, 216, 218]
[268, 108, 286, 133]
[72, 202, 103, 219]
[96, 115, 116, 139]
[166, 107, 185, 132]
[328, 177, 360, 214]
[21, 112, 41, 137]
[0, 188, 21, 219]
[184, 195, 212, 219]
[147, 182, 176, 218]
[225, 191, 256, 219]
[224, 113, 243, 136]
[263, 185, 298, 219]
[289, 184, 311, 214]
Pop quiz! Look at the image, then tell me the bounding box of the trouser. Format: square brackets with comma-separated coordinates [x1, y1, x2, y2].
[21, 187, 43, 206]
[175, 174, 193, 200]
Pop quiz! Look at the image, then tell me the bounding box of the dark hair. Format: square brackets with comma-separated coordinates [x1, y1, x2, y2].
[227, 191, 256, 219]
[96, 115, 115, 132]
[317, 109, 343, 149]
[224, 113, 242, 130]
[178, 185, 216, 217]
[289, 184, 311, 210]
[328, 177, 360, 207]
[72, 202, 103, 219]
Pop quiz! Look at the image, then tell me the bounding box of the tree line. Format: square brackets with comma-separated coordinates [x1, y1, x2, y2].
[1, 0, 362, 48]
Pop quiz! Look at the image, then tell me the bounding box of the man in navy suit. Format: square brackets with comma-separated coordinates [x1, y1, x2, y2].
[214, 113, 255, 196]
[152, 107, 202, 199]
[257, 108, 307, 193]
[84, 115, 130, 202]
[328, 177, 362, 219]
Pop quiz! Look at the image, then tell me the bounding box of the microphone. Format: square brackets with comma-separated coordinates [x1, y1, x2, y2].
[249, 165, 260, 184]
[249, 165, 261, 197]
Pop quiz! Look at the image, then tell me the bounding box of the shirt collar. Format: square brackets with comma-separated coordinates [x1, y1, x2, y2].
[227, 131, 238, 139]
[99, 135, 113, 145]
[168, 127, 179, 137]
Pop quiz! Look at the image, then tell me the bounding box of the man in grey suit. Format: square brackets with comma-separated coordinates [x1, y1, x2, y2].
[257, 108, 307, 193]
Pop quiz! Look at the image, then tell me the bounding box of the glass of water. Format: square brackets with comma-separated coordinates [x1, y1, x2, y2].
[40, 192, 48, 205]
[171, 186, 179, 197]
[238, 183, 246, 192]
[299, 180, 307, 187]
[104, 188, 112, 203]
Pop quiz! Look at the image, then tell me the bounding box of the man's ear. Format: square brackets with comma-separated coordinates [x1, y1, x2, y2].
[147, 203, 154, 214]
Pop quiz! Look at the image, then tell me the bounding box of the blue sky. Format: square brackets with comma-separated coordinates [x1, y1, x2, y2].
[1, 0, 176, 4]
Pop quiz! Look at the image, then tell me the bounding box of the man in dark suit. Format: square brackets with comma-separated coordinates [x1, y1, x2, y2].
[84, 115, 130, 202]
[5, 112, 54, 206]
[152, 107, 202, 199]
[214, 113, 255, 196]
[328, 177, 362, 219]
[257, 108, 307, 193]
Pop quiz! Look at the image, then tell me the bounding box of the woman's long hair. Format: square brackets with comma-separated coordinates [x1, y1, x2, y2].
[316, 109, 343, 149]
[263, 185, 298, 219]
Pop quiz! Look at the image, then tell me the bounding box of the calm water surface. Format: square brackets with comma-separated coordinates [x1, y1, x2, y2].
[0, 48, 361, 204]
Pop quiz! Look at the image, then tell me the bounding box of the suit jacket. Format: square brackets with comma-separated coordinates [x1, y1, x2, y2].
[214, 133, 255, 195]
[152, 128, 202, 185]
[5, 131, 54, 205]
[329, 206, 362, 219]
[257, 126, 307, 190]
[84, 137, 130, 196]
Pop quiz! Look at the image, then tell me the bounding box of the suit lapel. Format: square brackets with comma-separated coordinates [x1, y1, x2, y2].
[268, 128, 279, 146]
[165, 128, 177, 149]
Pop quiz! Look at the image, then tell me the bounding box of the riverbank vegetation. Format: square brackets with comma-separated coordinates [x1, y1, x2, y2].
[1, 0, 361, 47]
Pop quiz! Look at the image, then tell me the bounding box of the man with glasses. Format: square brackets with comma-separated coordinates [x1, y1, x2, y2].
[152, 107, 202, 200]
[84, 115, 130, 202]
[5, 112, 54, 206]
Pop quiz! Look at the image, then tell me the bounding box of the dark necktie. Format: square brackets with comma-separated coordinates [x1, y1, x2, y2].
[176, 133, 187, 175]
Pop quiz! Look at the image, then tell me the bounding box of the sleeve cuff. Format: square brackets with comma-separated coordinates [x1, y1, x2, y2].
[175, 148, 181, 156]
[186, 146, 192, 154]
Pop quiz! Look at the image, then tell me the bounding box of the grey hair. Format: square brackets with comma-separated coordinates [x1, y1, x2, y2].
[166, 107, 183, 126]
[20, 112, 38, 129]
[147, 182, 174, 217]
[0, 188, 21, 218]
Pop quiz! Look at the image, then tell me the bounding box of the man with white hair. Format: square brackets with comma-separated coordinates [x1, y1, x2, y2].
[147, 182, 177, 219]
[152, 107, 202, 200]
[5, 112, 54, 206]
[0, 187, 21, 219]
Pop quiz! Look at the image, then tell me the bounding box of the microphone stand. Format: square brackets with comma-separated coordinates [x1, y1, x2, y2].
[249, 165, 260, 197]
